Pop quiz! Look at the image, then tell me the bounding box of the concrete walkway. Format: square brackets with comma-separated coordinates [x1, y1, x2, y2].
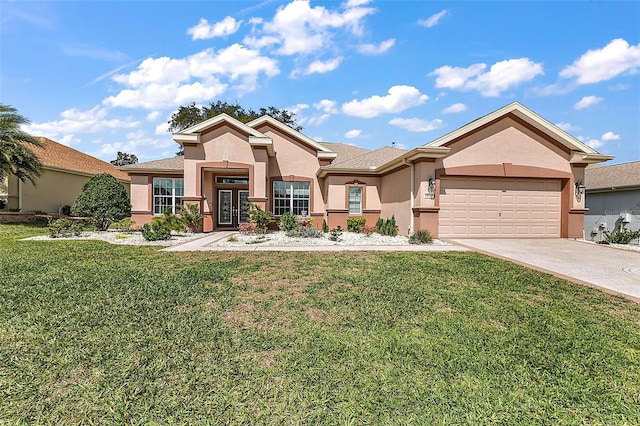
[162, 232, 469, 253]
[450, 239, 640, 302]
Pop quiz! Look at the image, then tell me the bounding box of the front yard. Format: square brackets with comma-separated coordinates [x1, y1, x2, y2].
[1, 223, 639, 424]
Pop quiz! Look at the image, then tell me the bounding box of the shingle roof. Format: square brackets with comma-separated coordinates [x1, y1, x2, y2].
[31, 137, 130, 181]
[324, 146, 407, 170]
[318, 142, 370, 165]
[585, 161, 640, 190]
[119, 156, 185, 172]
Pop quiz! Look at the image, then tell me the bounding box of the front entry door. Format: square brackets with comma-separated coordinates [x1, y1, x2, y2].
[217, 189, 250, 228]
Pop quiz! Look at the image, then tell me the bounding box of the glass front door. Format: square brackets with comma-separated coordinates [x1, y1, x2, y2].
[217, 188, 250, 228]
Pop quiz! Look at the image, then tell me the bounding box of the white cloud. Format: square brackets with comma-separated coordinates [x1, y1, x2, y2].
[93, 132, 176, 161]
[342, 85, 429, 118]
[442, 103, 467, 114]
[146, 111, 161, 121]
[418, 10, 447, 28]
[245, 0, 376, 55]
[155, 122, 170, 135]
[344, 0, 371, 7]
[431, 58, 544, 97]
[389, 117, 443, 132]
[105, 44, 279, 109]
[601, 131, 620, 141]
[288, 103, 309, 115]
[314, 99, 338, 114]
[357, 38, 395, 55]
[187, 17, 242, 40]
[560, 38, 640, 84]
[574, 95, 603, 110]
[555, 122, 581, 132]
[345, 129, 362, 138]
[302, 56, 343, 75]
[308, 114, 331, 125]
[23, 105, 140, 138]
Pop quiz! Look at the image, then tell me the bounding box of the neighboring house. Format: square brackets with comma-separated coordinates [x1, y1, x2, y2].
[584, 161, 640, 241]
[1, 137, 131, 214]
[120, 102, 612, 238]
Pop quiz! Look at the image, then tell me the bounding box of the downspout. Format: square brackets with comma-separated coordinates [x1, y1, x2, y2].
[18, 179, 22, 211]
[404, 159, 414, 234]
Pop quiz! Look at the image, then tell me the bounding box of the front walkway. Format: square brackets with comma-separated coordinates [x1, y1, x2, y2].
[162, 231, 469, 252]
[450, 238, 640, 302]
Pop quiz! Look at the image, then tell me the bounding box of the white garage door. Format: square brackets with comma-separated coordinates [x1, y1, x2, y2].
[438, 178, 561, 238]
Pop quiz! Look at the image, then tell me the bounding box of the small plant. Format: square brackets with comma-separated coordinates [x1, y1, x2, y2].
[347, 217, 366, 233]
[227, 235, 238, 242]
[153, 208, 186, 232]
[278, 211, 297, 232]
[286, 222, 323, 238]
[409, 230, 433, 245]
[377, 216, 398, 236]
[361, 225, 376, 236]
[604, 229, 640, 245]
[141, 221, 172, 241]
[60, 205, 72, 216]
[322, 219, 329, 233]
[247, 203, 274, 233]
[109, 218, 136, 233]
[178, 204, 203, 232]
[239, 222, 258, 235]
[328, 226, 343, 242]
[48, 218, 83, 238]
[246, 235, 269, 244]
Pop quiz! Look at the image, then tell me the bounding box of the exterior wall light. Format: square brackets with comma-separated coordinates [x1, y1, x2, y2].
[425, 177, 436, 199]
[575, 180, 586, 201]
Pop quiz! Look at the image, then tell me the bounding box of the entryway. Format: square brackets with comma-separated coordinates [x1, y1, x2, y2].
[217, 189, 249, 228]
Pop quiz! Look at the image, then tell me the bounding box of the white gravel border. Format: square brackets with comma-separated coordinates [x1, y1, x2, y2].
[23, 230, 202, 246]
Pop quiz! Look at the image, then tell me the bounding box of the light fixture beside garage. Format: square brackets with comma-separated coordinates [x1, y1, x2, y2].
[425, 177, 436, 199]
[575, 180, 586, 201]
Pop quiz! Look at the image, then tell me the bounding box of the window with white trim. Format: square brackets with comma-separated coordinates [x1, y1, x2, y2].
[273, 181, 310, 216]
[153, 178, 184, 214]
[348, 186, 362, 214]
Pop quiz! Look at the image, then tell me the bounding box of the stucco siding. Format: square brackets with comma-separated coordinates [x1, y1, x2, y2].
[130, 175, 150, 212]
[380, 167, 411, 235]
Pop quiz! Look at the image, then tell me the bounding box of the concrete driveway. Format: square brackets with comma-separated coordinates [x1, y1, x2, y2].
[449, 239, 640, 302]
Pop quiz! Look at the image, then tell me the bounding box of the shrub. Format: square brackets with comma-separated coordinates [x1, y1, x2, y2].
[409, 230, 433, 245]
[377, 216, 398, 236]
[239, 222, 258, 235]
[141, 221, 171, 241]
[286, 222, 323, 238]
[322, 219, 329, 233]
[247, 203, 274, 233]
[153, 209, 186, 232]
[347, 217, 366, 233]
[71, 173, 131, 231]
[48, 218, 83, 238]
[361, 225, 376, 236]
[109, 218, 136, 233]
[60, 205, 72, 216]
[328, 226, 343, 242]
[604, 229, 640, 244]
[227, 235, 238, 242]
[278, 211, 297, 232]
[178, 204, 203, 232]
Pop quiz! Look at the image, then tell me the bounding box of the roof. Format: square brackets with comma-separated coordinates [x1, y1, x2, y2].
[324, 146, 407, 170]
[31, 137, 130, 181]
[119, 156, 184, 173]
[424, 102, 613, 164]
[317, 142, 370, 165]
[585, 161, 640, 191]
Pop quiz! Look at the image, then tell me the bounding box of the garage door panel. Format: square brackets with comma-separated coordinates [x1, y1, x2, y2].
[439, 178, 561, 238]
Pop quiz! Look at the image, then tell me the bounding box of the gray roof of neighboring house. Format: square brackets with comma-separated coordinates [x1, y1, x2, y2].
[323, 146, 407, 170]
[585, 161, 640, 190]
[119, 156, 184, 172]
[318, 142, 371, 165]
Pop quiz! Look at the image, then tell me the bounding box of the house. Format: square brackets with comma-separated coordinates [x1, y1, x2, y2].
[1, 137, 131, 214]
[120, 102, 612, 238]
[584, 161, 640, 241]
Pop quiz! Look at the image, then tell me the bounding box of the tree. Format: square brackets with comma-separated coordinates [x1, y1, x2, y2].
[71, 173, 131, 231]
[168, 101, 302, 155]
[0, 104, 43, 185]
[110, 151, 138, 166]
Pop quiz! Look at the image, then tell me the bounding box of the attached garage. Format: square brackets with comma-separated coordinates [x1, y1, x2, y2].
[438, 177, 561, 238]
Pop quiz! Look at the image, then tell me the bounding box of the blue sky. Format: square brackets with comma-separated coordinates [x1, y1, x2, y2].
[2, 0, 639, 164]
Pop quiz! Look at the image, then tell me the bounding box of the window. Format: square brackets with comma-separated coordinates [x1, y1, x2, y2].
[273, 181, 310, 216]
[216, 176, 249, 185]
[349, 186, 362, 214]
[153, 178, 184, 214]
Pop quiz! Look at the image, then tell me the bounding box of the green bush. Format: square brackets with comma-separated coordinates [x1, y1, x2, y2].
[347, 217, 366, 233]
[604, 229, 640, 244]
[153, 209, 186, 232]
[278, 211, 297, 232]
[409, 230, 433, 245]
[71, 173, 131, 231]
[322, 219, 329, 233]
[178, 204, 203, 231]
[109, 218, 136, 232]
[328, 226, 343, 242]
[286, 224, 323, 238]
[247, 203, 274, 233]
[48, 218, 84, 238]
[141, 221, 172, 241]
[376, 216, 398, 236]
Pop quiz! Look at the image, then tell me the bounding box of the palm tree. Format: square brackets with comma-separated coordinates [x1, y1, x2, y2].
[0, 104, 43, 185]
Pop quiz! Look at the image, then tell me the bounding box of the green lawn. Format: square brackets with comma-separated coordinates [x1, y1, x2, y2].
[1, 223, 639, 424]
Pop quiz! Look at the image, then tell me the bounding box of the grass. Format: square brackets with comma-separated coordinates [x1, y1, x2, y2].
[1, 222, 639, 424]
